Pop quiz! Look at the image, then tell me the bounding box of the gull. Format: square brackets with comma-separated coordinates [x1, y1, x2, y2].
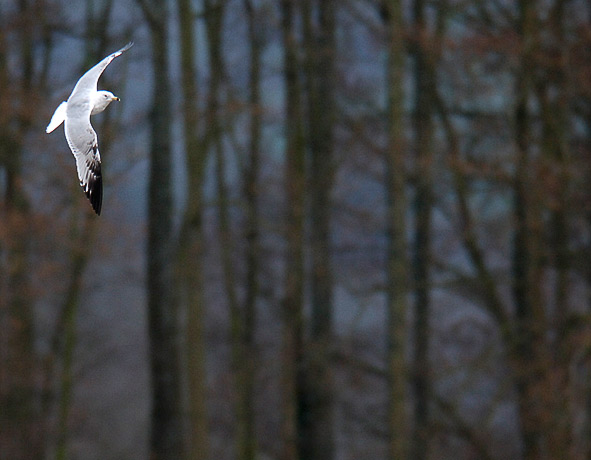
[46, 42, 133, 215]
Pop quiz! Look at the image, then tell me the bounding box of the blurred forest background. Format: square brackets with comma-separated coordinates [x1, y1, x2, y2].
[1, 0, 591, 459]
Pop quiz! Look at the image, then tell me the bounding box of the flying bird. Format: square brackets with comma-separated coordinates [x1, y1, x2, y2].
[46, 42, 133, 215]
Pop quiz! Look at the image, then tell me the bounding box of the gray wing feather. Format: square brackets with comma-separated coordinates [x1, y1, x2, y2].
[65, 116, 102, 214]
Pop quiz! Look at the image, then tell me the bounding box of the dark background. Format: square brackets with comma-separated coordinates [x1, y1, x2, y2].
[1, 0, 591, 459]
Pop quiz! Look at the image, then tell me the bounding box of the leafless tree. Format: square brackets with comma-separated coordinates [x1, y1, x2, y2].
[138, 0, 187, 458]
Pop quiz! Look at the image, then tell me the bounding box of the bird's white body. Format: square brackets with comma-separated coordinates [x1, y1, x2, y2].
[45, 42, 133, 215]
[46, 91, 119, 134]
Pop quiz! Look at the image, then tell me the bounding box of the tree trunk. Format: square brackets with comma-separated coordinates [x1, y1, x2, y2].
[0, 163, 35, 459]
[280, 1, 306, 459]
[585, 27, 591, 456]
[54, 216, 95, 460]
[535, 2, 571, 454]
[383, 0, 410, 458]
[0, 3, 40, 456]
[202, 3, 251, 458]
[235, 1, 262, 459]
[299, 1, 336, 459]
[176, 0, 209, 457]
[512, 2, 550, 458]
[139, 1, 186, 458]
[410, 0, 434, 457]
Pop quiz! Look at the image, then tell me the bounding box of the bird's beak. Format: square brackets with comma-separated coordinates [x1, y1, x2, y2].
[113, 96, 120, 101]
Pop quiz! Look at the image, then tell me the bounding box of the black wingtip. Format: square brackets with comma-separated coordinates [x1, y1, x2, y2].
[121, 41, 134, 53]
[83, 163, 103, 216]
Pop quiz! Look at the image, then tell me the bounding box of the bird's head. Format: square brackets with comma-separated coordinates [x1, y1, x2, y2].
[92, 90, 120, 115]
[101, 90, 120, 102]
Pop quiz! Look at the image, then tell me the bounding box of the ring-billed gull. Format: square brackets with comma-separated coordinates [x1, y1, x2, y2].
[46, 42, 133, 215]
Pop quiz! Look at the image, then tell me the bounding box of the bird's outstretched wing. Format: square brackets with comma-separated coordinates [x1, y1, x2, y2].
[65, 115, 102, 214]
[69, 42, 133, 102]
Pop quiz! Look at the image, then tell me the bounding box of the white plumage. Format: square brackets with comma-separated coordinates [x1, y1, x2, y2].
[46, 42, 133, 215]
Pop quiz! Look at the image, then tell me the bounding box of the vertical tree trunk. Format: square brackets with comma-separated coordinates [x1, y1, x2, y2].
[202, 2, 245, 458]
[176, 0, 209, 457]
[587, 119, 591, 460]
[204, 5, 248, 458]
[535, 3, 571, 455]
[54, 216, 95, 460]
[383, 0, 409, 458]
[0, 2, 39, 456]
[300, 1, 335, 459]
[139, 1, 186, 458]
[0, 156, 35, 459]
[513, 0, 543, 460]
[542, 0, 568, 344]
[280, 1, 306, 459]
[236, 1, 262, 459]
[512, 2, 549, 459]
[204, 3, 235, 315]
[585, 25, 591, 454]
[411, 0, 434, 457]
[203, 3, 258, 459]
